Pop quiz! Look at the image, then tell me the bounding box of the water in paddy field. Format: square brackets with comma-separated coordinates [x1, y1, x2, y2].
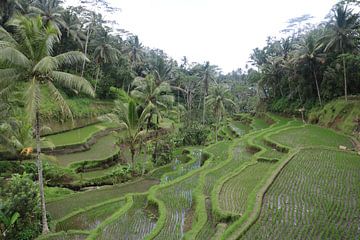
[162, 149, 203, 183]
[155, 173, 199, 240]
[97, 195, 157, 240]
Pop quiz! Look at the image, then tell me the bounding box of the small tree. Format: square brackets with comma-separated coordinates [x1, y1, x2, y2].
[104, 88, 152, 167]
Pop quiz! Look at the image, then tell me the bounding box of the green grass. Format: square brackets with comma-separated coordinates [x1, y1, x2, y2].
[251, 118, 270, 130]
[79, 165, 118, 180]
[54, 134, 118, 167]
[242, 149, 360, 239]
[270, 125, 353, 149]
[43, 122, 117, 148]
[56, 198, 126, 232]
[45, 187, 74, 202]
[47, 178, 159, 220]
[310, 97, 360, 135]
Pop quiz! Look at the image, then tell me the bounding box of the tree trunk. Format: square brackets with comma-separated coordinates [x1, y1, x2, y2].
[35, 111, 49, 234]
[94, 66, 100, 93]
[202, 91, 206, 125]
[342, 55, 348, 102]
[81, 25, 91, 77]
[215, 114, 220, 142]
[130, 146, 135, 167]
[143, 142, 147, 175]
[312, 66, 322, 106]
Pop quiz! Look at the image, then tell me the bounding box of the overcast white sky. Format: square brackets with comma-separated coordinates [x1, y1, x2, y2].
[65, 0, 339, 73]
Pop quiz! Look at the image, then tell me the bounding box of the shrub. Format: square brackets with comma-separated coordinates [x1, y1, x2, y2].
[178, 124, 210, 146]
[1, 173, 41, 240]
[111, 165, 131, 184]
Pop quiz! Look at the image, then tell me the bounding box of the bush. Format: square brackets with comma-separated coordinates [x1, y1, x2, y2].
[1, 173, 41, 240]
[178, 123, 210, 146]
[152, 134, 176, 166]
[111, 164, 132, 184]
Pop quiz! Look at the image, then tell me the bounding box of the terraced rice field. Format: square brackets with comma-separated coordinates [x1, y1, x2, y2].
[242, 149, 360, 239]
[154, 173, 200, 240]
[54, 134, 118, 167]
[44, 122, 117, 147]
[47, 178, 158, 220]
[230, 122, 251, 136]
[96, 195, 157, 240]
[38, 232, 88, 240]
[36, 113, 360, 240]
[56, 198, 126, 231]
[251, 118, 270, 130]
[219, 161, 274, 215]
[270, 125, 353, 149]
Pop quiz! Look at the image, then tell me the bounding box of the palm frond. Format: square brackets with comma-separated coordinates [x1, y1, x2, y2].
[33, 56, 57, 73]
[0, 27, 17, 45]
[0, 47, 30, 67]
[110, 87, 131, 103]
[55, 51, 89, 66]
[0, 68, 21, 82]
[47, 81, 73, 120]
[51, 71, 95, 97]
[128, 100, 138, 129]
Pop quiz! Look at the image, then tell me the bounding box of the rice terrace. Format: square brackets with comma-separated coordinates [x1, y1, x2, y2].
[0, 0, 360, 240]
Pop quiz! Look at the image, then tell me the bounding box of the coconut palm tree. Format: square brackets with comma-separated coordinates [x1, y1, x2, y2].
[62, 7, 86, 48]
[31, 0, 67, 33]
[322, 3, 359, 101]
[294, 32, 324, 105]
[0, 15, 94, 233]
[125, 35, 144, 73]
[93, 41, 120, 92]
[130, 74, 174, 130]
[206, 84, 235, 142]
[0, 0, 32, 25]
[200, 61, 218, 124]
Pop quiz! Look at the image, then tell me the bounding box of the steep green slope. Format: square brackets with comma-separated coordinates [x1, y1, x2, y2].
[309, 97, 360, 138]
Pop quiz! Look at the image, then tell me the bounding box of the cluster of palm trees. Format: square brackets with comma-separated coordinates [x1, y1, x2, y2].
[250, 3, 360, 109]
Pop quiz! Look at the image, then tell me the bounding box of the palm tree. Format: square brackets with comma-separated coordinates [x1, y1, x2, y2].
[31, 0, 67, 33]
[62, 7, 86, 48]
[125, 35, 144, 73]
[130, 74, 174, 130]
[0, 15, 94, 233]
[294, 32, 324, 105]
[322, 3, 359, 101]
[206, 84, 235, 142]
[93, 42, 120, 92]
[200, 61, 217, 124]
[104, 89, 152, 166]
[0, 0, 32, 24]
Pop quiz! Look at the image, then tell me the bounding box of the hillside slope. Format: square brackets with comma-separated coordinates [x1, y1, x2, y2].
[309, 96, 360, 140]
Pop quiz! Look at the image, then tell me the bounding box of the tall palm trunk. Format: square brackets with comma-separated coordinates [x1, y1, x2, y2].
[81, 25, 91, 77]
[35, 111, 49, 234]
[94, 66, 100, 93]
[215, 113, 220, 142]
[202, 91, 206, 125]
[342, 51, 348, 102]
[311, 64, 322, 106]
